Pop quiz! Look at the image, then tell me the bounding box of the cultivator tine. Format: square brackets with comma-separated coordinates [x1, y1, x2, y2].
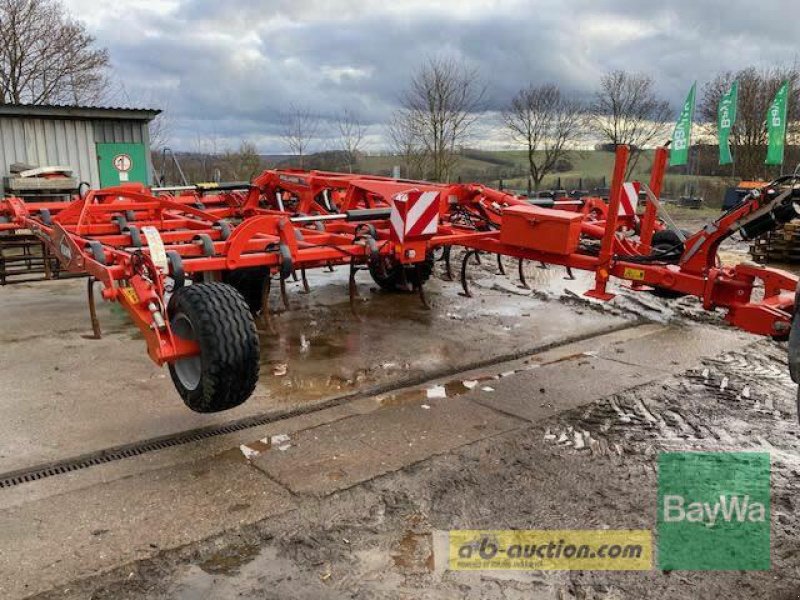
[348, 258, 362, 319]
[518, 258, 530, 289]
[443, 246, 453, 281]
[417, 282, 431, 310]
[259, 276, 276, 333]
[460, 249, 480, 297]
[496, 254, 506, 275]
[86, 276, 102, 339]
[327, 262, 335, 272]
[538, 261, 548, 269]
[564, 266, 576, 280]
[300, 268, 310, 294]
[291, 269, 299, 282]
[279, 276, 290, 311]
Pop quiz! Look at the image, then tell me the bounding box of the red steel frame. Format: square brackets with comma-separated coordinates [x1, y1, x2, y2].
[0, 144, 796, 374]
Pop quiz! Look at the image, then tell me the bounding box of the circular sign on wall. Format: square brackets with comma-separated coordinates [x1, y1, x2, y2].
[113, 154, 132, 173]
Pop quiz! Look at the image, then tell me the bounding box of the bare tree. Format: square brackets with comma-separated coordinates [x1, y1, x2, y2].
[280, 104, 321, 169]
[503, 83, 583, 193]
[336, 109, 366, 172]
[700, 66, 800, 178]
[588, 70, 672, 177]
[222, 140, 262, 180]
[395, 57, 486, 182]
[0, 0, 109, 104]
[386, 111, 426, 179]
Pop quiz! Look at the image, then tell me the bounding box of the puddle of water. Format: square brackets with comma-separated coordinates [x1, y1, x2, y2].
[198, 542, 261, 575]
[374, 351, 593, 408]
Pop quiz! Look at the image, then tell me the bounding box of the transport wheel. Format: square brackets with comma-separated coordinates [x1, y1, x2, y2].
[167, 282, 260, 413]
[369, 252, 434, 291]
[222, 267, 270, 313]
[649, 230, 687, 299]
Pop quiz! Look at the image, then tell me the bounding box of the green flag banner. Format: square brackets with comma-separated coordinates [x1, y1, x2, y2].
[765, 80, 790, 166]
[670, 82, 696, 167]
[718, 81, 738, 165]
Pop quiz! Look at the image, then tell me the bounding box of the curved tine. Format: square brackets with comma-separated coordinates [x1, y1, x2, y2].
[537, 261, 549, 269]
[348, 258, 362, 319]
[87, 276, 102, 339]
[417, 282, 431, 310]
[460, 250, 478, 297]
[518, 258, 530, 289]
[291, 269, 299, 282]
[496, 254, 506, 276]
[443, 246, 454, 281]
[474, 252, 482, 265]
[327, 261, 335, 272]
[279, 275, 290, 311]
[564, 266, 576, 280]
[260, 275, 276, 334]
[300, 268, 311, 293]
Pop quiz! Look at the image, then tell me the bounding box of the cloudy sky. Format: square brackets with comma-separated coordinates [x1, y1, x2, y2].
[63, 0, 797, 153]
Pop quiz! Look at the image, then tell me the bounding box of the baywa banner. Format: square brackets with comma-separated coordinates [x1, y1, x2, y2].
[670, 82, 696, 167]
[718, 81, 738, 166]
[766, 80, 790, 166]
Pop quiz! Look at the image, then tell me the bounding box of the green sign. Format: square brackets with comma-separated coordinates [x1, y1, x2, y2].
[669, 83, 696, 167]
[658, 452, 770, 571]
[765, 80, 790, 166]
[96, 142, 149, 187]
[718, 81, 738, 165]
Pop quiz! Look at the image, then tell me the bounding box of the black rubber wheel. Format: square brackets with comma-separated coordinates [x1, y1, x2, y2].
[649, 230, 687, 299]
[167, 282, 260, 413]
[369, 252, 434, 291]
[222, 267, 270, 313]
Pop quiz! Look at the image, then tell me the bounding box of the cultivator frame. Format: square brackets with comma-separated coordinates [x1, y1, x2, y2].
[2, 144, 799, 412]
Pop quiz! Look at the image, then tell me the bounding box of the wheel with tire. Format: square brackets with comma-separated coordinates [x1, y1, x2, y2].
[649, 230, 687, 299]
[167, 282, 260, 413]
[222, 267, 270, 313]
[369, 252, 434, 291]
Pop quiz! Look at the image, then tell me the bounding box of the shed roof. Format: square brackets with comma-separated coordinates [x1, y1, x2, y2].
[0, 104, 161, 121]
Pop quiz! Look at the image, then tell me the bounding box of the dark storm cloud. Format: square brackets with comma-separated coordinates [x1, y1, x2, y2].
[77, 0, 800, 150]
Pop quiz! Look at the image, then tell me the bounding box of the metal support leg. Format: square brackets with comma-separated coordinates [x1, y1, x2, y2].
[300, 268, 310, 294]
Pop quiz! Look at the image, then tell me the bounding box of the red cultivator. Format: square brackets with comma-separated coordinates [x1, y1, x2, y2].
[2, 145, 799, 413]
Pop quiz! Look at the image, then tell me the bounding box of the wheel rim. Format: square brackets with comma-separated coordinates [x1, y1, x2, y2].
[172, 313, 202, 391]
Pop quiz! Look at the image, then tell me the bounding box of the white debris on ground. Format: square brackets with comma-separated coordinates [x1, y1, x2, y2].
[426, 385, 447, 399]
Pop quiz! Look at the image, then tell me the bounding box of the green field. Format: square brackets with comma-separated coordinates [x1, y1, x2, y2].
[354, 149, 733, 205]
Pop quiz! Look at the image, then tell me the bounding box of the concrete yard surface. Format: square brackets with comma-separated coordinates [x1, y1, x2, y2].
[1, 252, 798, 599]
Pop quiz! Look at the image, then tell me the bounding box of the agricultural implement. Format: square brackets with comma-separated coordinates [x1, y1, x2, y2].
[2, 145, 800, 413]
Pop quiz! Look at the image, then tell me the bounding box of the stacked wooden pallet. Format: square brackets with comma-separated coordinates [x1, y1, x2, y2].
[0, 232, 67, 285]
[750, 221, 800, 263]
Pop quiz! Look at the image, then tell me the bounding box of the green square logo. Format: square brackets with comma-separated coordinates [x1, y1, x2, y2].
[657, 452, 770, 570]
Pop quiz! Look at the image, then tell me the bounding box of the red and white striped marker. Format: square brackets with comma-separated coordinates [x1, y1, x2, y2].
[619, 181, 641, 217]
[389, 190, 440, 243]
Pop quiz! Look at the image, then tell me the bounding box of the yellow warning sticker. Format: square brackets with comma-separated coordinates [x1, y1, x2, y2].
[622, 267, 646, 281]
[120, 286, 139, 304]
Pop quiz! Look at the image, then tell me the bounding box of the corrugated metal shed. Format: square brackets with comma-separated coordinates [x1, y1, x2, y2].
[0, 104, 160, 190]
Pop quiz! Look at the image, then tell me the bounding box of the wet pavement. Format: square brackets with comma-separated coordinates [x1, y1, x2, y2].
[0, 254, 635, 474]
[2, 221, 799, 599]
